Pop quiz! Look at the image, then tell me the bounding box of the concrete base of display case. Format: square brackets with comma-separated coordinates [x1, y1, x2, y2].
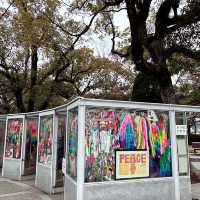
[64, 175, 77, 200]
[35, 164, 52, 194]
[64, 176, 192, 200]
[2, 158, 21, 181]
[52, 186, 64, 194]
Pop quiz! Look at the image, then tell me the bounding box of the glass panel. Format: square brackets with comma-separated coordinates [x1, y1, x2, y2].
[56, 116, 65, 186]
[38, 115, 53, 165]
[178, 156, 188, 175]
[177, 136, 187, 155]
[85, 108, 172, 182]
[175, 112, 186, 125]
[176, 135, 189, 176]
[67, 109, 78, 180]
[0, 120, 6, 167]
[25, 118, 38, 173]
[5, 118, 23, 159]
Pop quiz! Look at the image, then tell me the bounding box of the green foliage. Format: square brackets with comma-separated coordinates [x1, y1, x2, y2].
[0, 0, 134, 113]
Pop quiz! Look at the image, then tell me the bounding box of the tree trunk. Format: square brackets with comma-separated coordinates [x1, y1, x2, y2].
[125, 0, 176, 104]
[14, 88, 25, 113]
[28, 45, 38, 112]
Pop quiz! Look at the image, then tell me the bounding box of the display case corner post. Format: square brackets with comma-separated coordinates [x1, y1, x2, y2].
[77, 105, 85, 200]
[169, 110, 181, 200]
[52, 113, 58, 188]
[2, 117, 8, 177]
[21, 116, 26, 176]
[35, 114, 41, 187]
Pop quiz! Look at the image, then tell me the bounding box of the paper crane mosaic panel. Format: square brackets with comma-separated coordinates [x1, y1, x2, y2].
[38, 116, 53, 165]
[5, 119, 23, 159]
[85, 109, 172, 182]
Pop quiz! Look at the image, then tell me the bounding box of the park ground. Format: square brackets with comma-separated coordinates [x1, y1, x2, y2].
[0, 175, 63, 200]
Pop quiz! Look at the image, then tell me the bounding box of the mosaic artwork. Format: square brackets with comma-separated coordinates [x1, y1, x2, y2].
[67, 110, 78, 180]
[38, 116, 53, 165]
[85, 109, 172, 182]
[5, 119, 23, 159]
[25, 118, 38, 170]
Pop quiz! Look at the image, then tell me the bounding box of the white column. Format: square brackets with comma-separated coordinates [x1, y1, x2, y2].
[77, 105, 85, 200]
[52, 113, 58, 188]
[169, 110, 181, 200]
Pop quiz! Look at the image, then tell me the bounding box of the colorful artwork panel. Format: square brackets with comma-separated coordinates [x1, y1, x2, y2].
[67, 109, 78, 180]
[5, 118, 23, 159]
[38, 116, 53, 165]
[25, 118, 38, 169]
[85, 109, 172, 182]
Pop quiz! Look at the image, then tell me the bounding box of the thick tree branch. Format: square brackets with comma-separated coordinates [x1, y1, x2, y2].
[103, 0, 124, 7]
[165, 45, 200, 60]
[165, 12, 200, 35]
[109, 16, 129, 58]
[125, 0, 152, 70]
[72, 4, 109, 47]
[156, 0, 200, 38]
[103, 7, 126, 13]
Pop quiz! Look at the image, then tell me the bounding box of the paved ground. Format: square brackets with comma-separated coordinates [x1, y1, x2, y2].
[0, 176, 199, 200]
[0, 177, 63, 200]
[192, 183, 200, 200]
[0, 151, 200, 200]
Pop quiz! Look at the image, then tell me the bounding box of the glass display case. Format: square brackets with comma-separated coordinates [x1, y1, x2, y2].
[64, 98, 192, 200]
[2, 115, 25, 180]
[35, 110, 66, 194]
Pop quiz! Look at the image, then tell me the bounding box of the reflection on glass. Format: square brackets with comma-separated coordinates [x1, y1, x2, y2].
[178, 157, 188, 175]
[38, 116, 53, 165]
[177, 137, 187, 155]
[25, 118, 38, 171]
[5, 119, 23, 159]
[56, 116, 65, 185]
[177, 135, 188, 176]
[84, 109, 172, 182]
[67, 109, 78, 180]
[175, 112, 187, 125]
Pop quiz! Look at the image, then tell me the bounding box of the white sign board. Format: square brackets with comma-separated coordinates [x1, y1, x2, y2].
[62, 158, 66, 176]
[176, 125, 187, 136]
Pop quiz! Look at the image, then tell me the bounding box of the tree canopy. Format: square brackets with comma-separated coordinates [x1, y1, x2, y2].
[0, 0, 199, 113]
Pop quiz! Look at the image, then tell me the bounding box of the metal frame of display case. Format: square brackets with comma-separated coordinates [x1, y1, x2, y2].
[35, 110, 56, 194]
[1, 103, 69, 194]
[2, 114, 25, 180]
[35, 107, 68, 194]
[64, 98, 200, 200]
[0, 116, 6, 169]
[2, 113, 40, 179]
